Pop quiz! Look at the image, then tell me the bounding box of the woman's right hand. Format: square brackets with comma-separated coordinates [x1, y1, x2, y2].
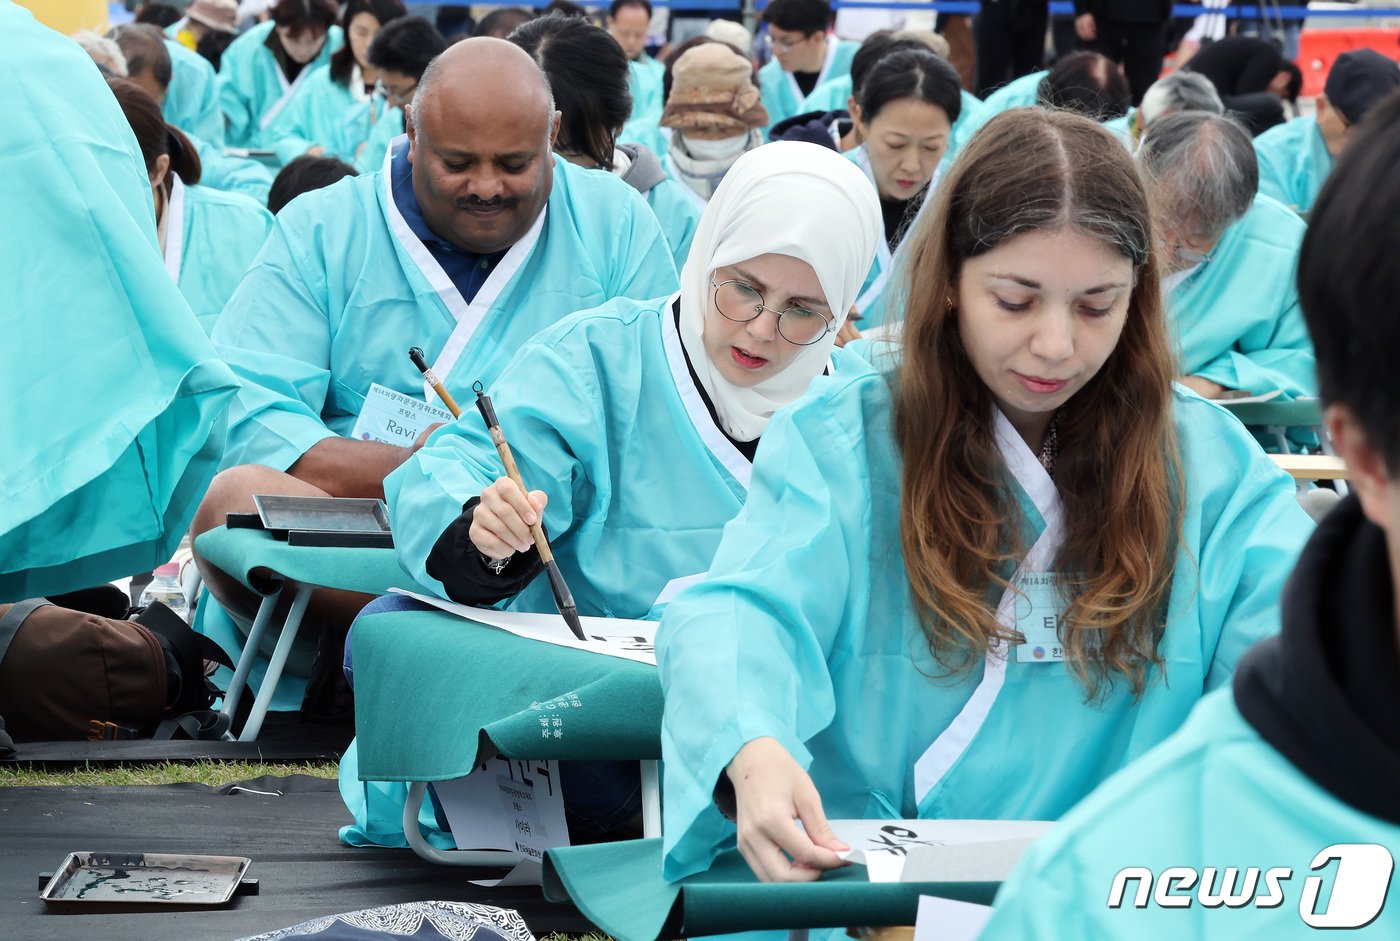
[725, 737, 850, 882]
[469, 476, 548, 560]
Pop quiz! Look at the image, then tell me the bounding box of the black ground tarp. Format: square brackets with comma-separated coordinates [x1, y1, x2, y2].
[0, 712, 355, 770]
[1, 775, 594, 940]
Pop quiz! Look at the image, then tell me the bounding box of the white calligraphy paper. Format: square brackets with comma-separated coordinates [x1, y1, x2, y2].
[830, 819, 1053, 883]
[390, 588, 657, 665]
[913, 895, 993, 941]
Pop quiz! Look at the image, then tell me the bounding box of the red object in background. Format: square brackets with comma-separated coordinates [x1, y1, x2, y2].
[1297, 28, 1400, 98]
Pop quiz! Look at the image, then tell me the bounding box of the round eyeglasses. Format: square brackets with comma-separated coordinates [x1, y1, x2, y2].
[711, 276, 834, 346]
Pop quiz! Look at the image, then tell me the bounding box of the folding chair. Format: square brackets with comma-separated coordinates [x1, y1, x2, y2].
[1222, 398, 1347, 495]
[350, 603, 664, 866]
[193, 525, 408, 740]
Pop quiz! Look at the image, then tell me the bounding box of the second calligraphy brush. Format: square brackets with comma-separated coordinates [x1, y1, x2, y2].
[470, 381, 586, 642]
[408, 348, 586, 642]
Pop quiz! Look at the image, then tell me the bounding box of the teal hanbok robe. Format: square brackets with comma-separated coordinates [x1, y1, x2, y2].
[0, 1, 238, 600]
[164, 38, 225, 147]
[212, 140, 679, 472]
[757, 37, 859, 138]
[1167, 195, 1316, 398]
[347, 296, 831, 848]
[1254, 116, 1332, 215]
[269, 63, 391, 166]
[658, 351, 1312, 884]
[619, 54, 666, 154]
[164, 174, 273, 333]
[218, 20, 343, 150]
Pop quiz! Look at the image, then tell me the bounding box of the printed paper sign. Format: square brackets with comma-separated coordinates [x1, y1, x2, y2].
[390, 588, 657, 665]
[831, 819, 1053, 883]
[433, 757, 570, 863]
[913, 895, 993, 941]
[350, 382, 452, 446]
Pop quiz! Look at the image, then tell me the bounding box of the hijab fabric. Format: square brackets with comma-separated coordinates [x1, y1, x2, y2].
[678, 140, 882, 441]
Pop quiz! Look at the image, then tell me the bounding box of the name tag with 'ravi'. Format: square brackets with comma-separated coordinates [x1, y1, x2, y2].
[350, 382, 452, 446]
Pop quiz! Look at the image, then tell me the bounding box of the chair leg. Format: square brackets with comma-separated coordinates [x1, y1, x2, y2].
[640, 759, 661, 838]
[220, 590, 282, 737]
[237, 583, 313, 741]
[402, 781, 525, 866]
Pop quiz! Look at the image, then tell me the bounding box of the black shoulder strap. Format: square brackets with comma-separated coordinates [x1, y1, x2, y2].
[135, 602, 234, 716]
[0, 599, 50, 668]
[153, 710, 231, 741]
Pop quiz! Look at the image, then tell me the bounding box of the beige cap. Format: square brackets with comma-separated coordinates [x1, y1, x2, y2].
[186, 0, 239, 34]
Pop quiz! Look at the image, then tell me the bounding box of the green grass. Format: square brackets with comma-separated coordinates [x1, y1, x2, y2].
[542, 934, 614, 941]
[0, 760, 339, 787]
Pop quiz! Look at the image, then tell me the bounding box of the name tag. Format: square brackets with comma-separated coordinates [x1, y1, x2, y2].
[1013, 571, 1066, 663]
[350, 382, 452, 446]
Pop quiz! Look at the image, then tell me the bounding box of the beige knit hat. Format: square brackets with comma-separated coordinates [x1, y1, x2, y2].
[186, 0, 239, 34]
[661, 42, 768, 134]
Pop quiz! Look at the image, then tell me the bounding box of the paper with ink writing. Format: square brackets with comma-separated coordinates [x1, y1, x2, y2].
[830, 819, 1053, 883]
[390, 588, 657, 665]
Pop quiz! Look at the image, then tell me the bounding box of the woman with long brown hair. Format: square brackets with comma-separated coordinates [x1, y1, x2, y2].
[656, 107, 1314, 888]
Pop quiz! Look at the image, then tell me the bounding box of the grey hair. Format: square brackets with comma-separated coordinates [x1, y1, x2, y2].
[410, 51, 556, 145]
[1137, 111, 1256, 240]
[1138, 72, 1223, 126]
[73, 30, 127, 76]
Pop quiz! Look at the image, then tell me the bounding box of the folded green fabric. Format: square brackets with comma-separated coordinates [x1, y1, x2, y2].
[194, 525, 407, 595]
[1220, 398, 1322, 428]
[353, 608, 662, 781]
[544, 839, 1000, 941]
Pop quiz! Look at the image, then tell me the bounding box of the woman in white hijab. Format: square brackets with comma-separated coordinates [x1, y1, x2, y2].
[337, 141, 880, 847]
[386, 140, 881, 619]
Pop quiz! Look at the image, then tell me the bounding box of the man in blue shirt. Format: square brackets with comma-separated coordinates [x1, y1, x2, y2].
[192, 37, 678, 628]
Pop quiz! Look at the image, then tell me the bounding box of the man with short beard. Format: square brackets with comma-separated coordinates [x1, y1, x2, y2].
[193, 38, 678, 634]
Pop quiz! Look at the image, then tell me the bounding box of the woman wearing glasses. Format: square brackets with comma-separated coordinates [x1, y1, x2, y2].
[656, 109, 1313, 889]
[384, 140, 879, 621]
[350, 16, 447, 173]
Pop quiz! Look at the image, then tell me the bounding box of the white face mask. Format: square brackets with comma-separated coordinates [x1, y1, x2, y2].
[682, 134, 752, 161]
[1161, 262, 1203, 294]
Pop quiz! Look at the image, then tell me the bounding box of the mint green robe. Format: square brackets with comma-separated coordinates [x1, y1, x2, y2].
[1254, 116, 1332, 215]
[0, 0, 237, 600]
[658, 350, 1312, 883]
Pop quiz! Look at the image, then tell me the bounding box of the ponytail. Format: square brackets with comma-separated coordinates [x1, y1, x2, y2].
[165, 125, 203, 185]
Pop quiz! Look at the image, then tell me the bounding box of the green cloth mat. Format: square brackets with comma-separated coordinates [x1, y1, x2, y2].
[544, 839, 1000, 941]
[1221, 398, 1322, 429]
[353, 607, 662, 781]
[194, 525, 408, 596]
